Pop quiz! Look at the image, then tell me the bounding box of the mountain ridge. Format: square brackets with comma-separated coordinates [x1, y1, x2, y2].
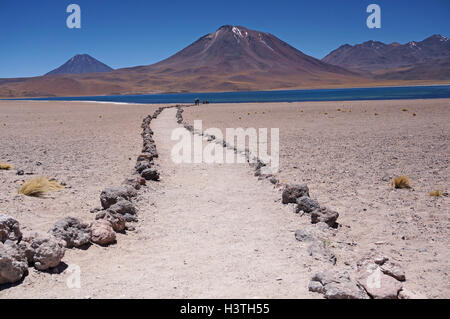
[322, 34, 450, 72]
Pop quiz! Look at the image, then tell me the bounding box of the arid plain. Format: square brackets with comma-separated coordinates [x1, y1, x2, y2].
[0, 99, 449, 298]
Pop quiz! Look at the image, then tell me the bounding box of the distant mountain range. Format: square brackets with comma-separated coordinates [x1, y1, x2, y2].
[0, 27, 448, 98]
[46, 54, 113, 75]
[322, 34, 450, 72]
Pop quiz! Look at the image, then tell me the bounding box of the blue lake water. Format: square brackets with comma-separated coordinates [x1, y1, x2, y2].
[5, 85, 450, 104]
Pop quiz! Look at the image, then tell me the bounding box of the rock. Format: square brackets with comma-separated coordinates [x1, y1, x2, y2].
[125, 224, 136, 231]
[356, 253, 405, 299]
[0, 240, 28, 284]
[122, 177, 142, 190]
[309, 271, 369, 299]
[0, 214, 22, 243]
[308, 280, 325, 294]
[296, 196, 320, 214]
[357, 268, 403, 299]
[311, 207, 339, 228]
[107, 199, 136, 216]
[95, 211, 126, 233]
[294, 229, 317, 243]
[91, 220, 116, 246]
[137, 153, 156, 162]
[100, 186, 137, 209]
[282, 184, 309, 204]
[135, 161, 152, 174]
[21, 232, 65, 271]
[141, 168, 160, 181]
[49, 217, 91, 248]
[16, 170, 24, 176]
[307, 240, 336, 265]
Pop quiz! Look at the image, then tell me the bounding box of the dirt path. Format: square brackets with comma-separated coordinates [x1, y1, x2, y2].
[1, 108, 314, 298]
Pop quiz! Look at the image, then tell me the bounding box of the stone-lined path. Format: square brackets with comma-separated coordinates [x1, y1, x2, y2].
[1, 108, 314, 298]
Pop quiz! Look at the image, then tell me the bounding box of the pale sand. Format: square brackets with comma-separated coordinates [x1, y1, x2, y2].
[0, 99, 448, 298]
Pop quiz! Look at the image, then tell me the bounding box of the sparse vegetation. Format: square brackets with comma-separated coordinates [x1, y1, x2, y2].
[402, 108, 408, 112]
[18, 177, 65, 197]
[391, 176, 412, 189]
[429, 190, 443, 197]
[413, 112, 417, 116]
[0, 163, 13, 170]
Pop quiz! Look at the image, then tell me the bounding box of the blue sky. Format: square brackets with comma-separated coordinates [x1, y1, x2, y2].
[0, 0, 449, 78]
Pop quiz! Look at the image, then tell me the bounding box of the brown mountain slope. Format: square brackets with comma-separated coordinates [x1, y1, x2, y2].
[374, 57, 450, 81]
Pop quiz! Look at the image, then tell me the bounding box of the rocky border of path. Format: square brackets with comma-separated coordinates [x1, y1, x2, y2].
[0, 104, 190, 288]
[176, 105, 412, 299]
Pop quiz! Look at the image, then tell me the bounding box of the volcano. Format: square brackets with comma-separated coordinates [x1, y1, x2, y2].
[46, 54, 113, 75]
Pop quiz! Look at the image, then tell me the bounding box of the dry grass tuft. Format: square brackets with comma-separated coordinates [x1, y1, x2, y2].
[0, 163, 14, 170]
[429, 190, 443, 197]
[18, 177, 65, 197]
[391, 176, 412, 189]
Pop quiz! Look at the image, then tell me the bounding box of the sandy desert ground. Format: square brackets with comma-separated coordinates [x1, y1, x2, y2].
[183, 99, 450, 298]
[0, 99, 448, 298]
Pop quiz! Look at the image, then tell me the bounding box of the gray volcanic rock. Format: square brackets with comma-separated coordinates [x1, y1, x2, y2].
[107, 199, 136, 216]
[0, 214, 22, 243]
[21, 232, 65, 270]
[282, 184, 309, 204]
[296, 196, 320, 213]
[141, 168, 160, 181]
[0, 240, 28, 284]
[46, 54, 113, 75]
[311, 207, 339, 228]
[100, 186, 137, 209]
[309, 271, 369, 299]
[49, 217, 91, 248]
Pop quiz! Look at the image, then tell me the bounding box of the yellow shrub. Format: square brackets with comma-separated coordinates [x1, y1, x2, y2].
[18, 177, 65, 197]
[391, 176, 412, 189]
[429, 190, 443, 197]
[0, 163, 13, 170]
